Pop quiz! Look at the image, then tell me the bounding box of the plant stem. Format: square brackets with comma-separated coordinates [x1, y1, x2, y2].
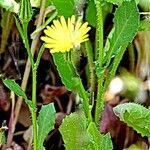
[94, 0, 104, 125]
[36, 44, 45, 68]
[94, 0, 104, 64]
[23, 29, 37, 150]
[31, 64, 37, 150]
[85, 41, 95, 102]
[104, 45, 127, 91]
[23, 22, 34, 66]
[12, 0, 47, 149]
[78, 80, 92, 122]
[128, 43, 135, 73]
[95, 76, 104, 125]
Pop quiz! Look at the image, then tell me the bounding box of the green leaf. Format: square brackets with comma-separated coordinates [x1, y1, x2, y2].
[31, 10, 57, 39]
[50, 0, 75, 17]
[104, 0, 139, 66]
[85, 0, 96, 27]
[105, 0, 139, 5]
[113, 103, 150, 137]
[3, 79, 34, 110]
[0, 129, 6, 147]
[30, 0, 41, 8]
[30, 0, 51, 8]
[139, 0, 150, 11]
[87, 122, 102, 150]
[60, 112, 94, 150]
[105, 0, 121, 5]
[0, 11, 14, 53]
[85, 0, 113, 27]
[3, 79, 28, 100]
[101, 133, 113, 150]
[0, 0, 19, 13]
[139, 19, 150, 31]
[14, 16, 24, 41]
[52, 53, 90, 117]
[37, 103, 55, 150]
[52, 52, 80, 91]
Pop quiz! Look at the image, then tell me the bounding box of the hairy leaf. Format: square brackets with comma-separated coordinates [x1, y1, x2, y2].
[50, 0, 75, 17]
[101, 133, 113, 150]
[87, 122, 102, 150]
[52, 53, 81, 91]
[113, 103, 150, 137]
[37, 103, 55, 150]
[60, 112, 94, 150]
[104, 0, 139, 66]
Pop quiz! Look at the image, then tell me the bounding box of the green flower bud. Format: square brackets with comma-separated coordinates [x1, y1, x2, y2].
[19, 0, 33, 23]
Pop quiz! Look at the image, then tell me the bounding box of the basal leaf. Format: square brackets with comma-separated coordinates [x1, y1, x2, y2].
[52, 52, 81, 91]
[104, 0, 139, 66]
[100, 133, 113, 150]
[3, 79, 27, 100]
[60, 112, 94, 150]
[113, 103, 150, 137]
[87, 122, 102, 150]
[37, 103, 55, 150]
[50, 0, 75, 17]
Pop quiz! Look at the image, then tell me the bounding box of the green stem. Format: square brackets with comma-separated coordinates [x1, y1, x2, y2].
[128, 43, 135, 73]
[77, 80, 92, 122]
[31, 65, 37, 150]
[36, 44, 45, 68]
[85, 41, 95, 102]
[94, 0, 104, 125]
[22, 23, 37, 150]
[23, 22, 34, 66]
[104, 45, 127, 91]
[94, 0, 104, 64]
[30, 45, 45, 150]
[95, 76, 104, 125]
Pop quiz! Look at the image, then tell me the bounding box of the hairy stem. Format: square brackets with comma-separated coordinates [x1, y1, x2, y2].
[77, 80, 92, 122]
[85, 41, 95, 104]
[104, 45, 127, 91]
[94, 0, 104, 126]
[94, 0, 104, 64]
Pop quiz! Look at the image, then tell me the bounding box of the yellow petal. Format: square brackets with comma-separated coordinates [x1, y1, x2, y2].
[41, 15, 91, 53]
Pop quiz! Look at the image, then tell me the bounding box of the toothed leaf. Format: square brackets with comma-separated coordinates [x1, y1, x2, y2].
[113, 103, 150, 137]
[104, 0, 139, 66]
[59, 112, 95, 150]
[37, 103, 55, 150]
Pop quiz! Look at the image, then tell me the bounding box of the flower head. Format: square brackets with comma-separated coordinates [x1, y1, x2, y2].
[41, 15, 91, 53]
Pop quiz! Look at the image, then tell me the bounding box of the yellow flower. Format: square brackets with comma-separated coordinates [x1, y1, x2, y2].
[41, 15, 91, 53]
